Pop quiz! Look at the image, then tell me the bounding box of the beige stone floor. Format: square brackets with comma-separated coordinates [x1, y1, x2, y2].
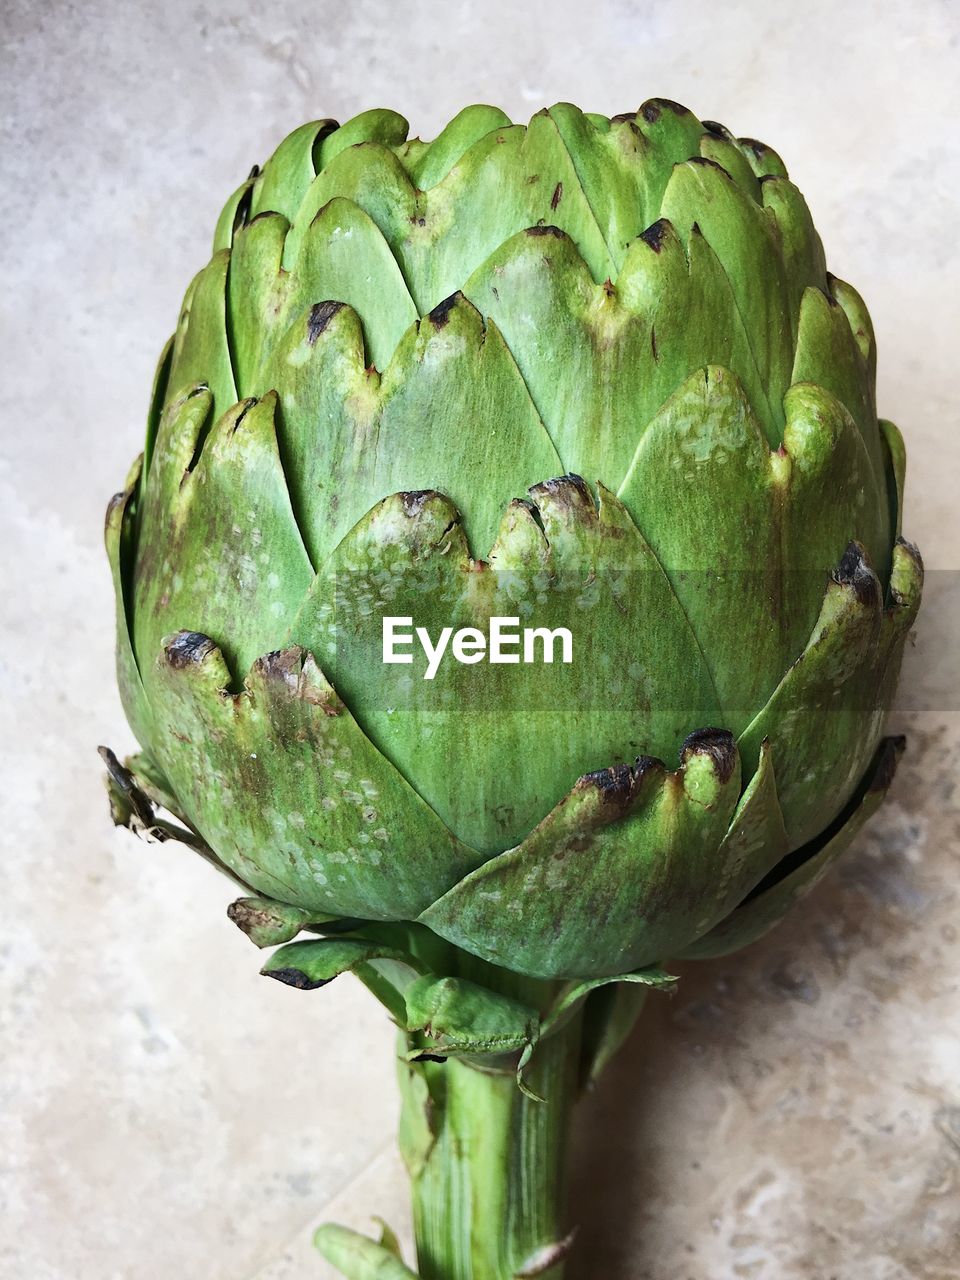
[3, 1, 958, 1276]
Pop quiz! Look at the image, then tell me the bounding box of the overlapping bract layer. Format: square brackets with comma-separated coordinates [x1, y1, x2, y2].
[107, 101, 920, 979]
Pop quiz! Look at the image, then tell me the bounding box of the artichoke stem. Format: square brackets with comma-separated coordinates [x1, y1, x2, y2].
[399, 1013, 582, 1280]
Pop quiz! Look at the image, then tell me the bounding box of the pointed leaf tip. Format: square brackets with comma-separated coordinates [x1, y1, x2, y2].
[227, 895, 326, 948]
[834, 540, 882, 611]
[515, 1229, 579, 1277]
[100, 745, 155, 832]
[681, 727, 738, 784]
[162, 630, 218, 670]
[261, 937, 421, 990]
[306, 300, 345, 343]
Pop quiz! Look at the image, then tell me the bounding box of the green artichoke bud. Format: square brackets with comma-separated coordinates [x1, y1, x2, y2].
[106, 100, 921, 986]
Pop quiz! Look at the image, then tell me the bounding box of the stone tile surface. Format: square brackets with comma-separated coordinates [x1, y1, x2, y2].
[2, 1, 958, 1276]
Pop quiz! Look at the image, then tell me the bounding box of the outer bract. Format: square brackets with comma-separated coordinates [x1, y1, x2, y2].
[107, 101, 919, 983]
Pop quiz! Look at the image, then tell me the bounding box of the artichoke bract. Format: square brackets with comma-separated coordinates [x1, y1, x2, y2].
[104, 100, 921, 1279]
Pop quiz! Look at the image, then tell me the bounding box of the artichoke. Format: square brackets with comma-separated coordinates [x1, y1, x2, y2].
[103, 100, 921, 1279]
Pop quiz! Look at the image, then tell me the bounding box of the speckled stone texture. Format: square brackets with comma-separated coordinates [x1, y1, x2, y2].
[3, 1, 958, 1277]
